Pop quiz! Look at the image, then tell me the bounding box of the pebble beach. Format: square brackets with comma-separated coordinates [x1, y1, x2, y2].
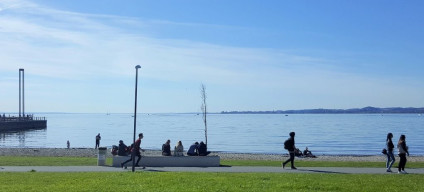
[1, 148, 424, 162]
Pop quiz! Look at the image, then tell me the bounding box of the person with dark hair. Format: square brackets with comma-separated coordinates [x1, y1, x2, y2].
[121, 133, 145, 169]
[111, 145, 118, 155]
[118, 140, 129, 156]
[282, 132, 297, 169]
[187, 142, 199, 156]
[303, 147, 316, 158]
[385, 133, 395, 172]
[95, 133, 101, 149]
[162, 139, 171, 156]
[198, 141, 211, 156]
[397, 134, 409, 174]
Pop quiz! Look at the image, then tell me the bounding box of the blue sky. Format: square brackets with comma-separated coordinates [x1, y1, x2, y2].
[1, 0, 423, 113]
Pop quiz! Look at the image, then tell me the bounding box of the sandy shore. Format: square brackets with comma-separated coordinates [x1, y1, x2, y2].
[1, 148, 423, 162]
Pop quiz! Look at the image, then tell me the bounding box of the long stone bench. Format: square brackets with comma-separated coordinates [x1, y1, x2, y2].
[112, 155, 220, 167]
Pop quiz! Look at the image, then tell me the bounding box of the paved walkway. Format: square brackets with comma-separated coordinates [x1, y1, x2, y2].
[1, 166, 424, 174]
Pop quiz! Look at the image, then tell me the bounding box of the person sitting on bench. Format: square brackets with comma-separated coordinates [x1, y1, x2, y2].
[198, 141, 211, 156]
[187, 142, 199, 156]
[162, 139, 171, 156]
[118, 140, 129, 156]
[174, 140, 184, 156]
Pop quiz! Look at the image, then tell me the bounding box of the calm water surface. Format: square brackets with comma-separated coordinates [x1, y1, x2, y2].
[1, 113, 423, 155]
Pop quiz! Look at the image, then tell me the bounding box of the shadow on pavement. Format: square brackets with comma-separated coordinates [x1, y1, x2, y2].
[298, 168, 346, 174]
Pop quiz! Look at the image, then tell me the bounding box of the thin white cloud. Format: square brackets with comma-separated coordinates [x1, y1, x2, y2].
[0, 2, 327, 85]
[1, 0, 423, 113]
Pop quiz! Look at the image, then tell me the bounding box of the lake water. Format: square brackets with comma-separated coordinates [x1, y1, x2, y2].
[0, 113, 423, 155]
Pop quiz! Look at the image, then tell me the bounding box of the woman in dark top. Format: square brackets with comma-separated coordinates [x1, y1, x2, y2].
[397, 134, 409, 174]
[198, 141, 211, 156]
[385, 133, 395, 172]
[118, 140, 129, 156]
[162, 139, 171, 156]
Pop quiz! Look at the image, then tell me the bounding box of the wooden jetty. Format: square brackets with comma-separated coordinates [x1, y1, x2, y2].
[0, 68, 47, 131]
[0, 115, 47, 131]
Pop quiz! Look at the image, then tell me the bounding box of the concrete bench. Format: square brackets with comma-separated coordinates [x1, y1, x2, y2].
[112, 155, 220, 167]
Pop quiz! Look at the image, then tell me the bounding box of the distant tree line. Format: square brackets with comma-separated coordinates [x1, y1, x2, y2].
[221, 106, 424, 114]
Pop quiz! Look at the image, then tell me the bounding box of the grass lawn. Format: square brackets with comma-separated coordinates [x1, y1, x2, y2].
[1, 156, 423, 191]
[0, 172, 423, 192]
[0, 156, 109, 166]
[1, 156, 424, 168]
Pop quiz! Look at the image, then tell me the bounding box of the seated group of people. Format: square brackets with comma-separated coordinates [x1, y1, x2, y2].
[161, 140, 185, 156]
[162, 140, 211, 156]
[294, 147, 316, 158]
[111, 139, 211, 157]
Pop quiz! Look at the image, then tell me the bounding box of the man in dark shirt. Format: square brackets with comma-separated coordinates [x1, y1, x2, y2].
[282, 132, 297, 169]
[187, 142, 199, 156]
[95, 133, 101, 149]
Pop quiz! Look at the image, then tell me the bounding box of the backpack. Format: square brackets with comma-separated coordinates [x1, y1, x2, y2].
[284, 139, 290, 149]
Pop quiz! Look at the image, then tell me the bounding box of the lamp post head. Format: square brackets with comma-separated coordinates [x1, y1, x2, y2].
[135, 65, 141, 69]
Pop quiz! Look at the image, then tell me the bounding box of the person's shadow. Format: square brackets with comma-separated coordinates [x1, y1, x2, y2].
[297, 168, 346, 174]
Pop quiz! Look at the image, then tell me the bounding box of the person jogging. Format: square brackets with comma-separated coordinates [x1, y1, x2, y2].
[121, 133, 145, 169]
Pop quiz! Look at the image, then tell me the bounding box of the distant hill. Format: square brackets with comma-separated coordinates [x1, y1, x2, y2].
[221, 107, 424, 114]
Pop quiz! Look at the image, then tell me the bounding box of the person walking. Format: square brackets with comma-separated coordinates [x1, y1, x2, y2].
[282, 132, 297, 169]
[397, 134, 409, 174]
[385, 133, 395, 172]
[95, 133, 101, 149]
[121, 133, 145, 169]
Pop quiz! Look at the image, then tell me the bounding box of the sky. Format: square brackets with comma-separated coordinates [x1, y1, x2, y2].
[0, 0, 423, 113]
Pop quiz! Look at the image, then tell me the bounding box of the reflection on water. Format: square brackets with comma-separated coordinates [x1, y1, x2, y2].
[0, 128, 47, 148]
[0, 113, 423, 155]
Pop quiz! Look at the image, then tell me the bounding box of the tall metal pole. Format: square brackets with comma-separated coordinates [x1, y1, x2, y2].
[22, 69, 25, 117]
[132, 65, 141, 172]
[19, 69, 22, 118]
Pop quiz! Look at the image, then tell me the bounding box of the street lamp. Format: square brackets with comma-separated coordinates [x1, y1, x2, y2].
[132, 65, 141, 172]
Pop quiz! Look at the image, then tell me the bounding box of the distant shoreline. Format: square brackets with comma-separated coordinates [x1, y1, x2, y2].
[2, 106, 424, 115]
[221, 106, 424, 114]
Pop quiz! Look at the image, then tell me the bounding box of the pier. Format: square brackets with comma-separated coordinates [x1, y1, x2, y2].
[0, 115, 47, 131]
[0, 68, 47, 131]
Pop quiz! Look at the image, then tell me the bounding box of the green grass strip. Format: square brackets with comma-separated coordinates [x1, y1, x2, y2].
[0, 172, 423, 192]
[0, 156, 112, 166]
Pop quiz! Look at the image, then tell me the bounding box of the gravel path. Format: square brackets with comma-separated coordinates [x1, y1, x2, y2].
[1, 148, 424, 162]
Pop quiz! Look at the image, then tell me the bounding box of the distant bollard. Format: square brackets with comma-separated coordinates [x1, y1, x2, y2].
[98, 147, 107, 166]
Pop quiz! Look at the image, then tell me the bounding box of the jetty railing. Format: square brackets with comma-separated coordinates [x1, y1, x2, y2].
[0, 114, 46, 122]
